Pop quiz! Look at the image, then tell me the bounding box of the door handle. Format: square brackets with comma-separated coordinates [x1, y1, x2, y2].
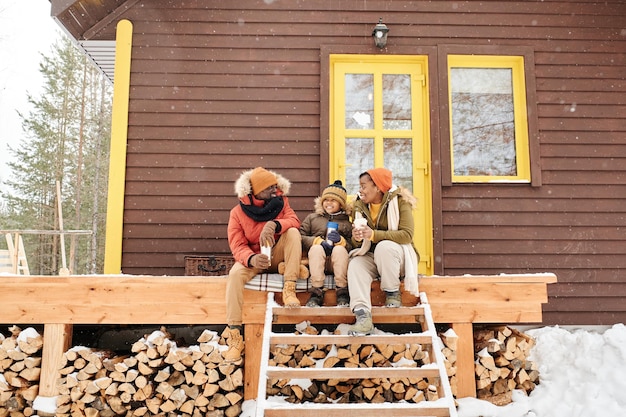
[414, 162, 429, 176]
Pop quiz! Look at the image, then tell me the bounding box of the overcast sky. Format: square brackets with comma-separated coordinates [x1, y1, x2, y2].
[0, 0, 61, 191]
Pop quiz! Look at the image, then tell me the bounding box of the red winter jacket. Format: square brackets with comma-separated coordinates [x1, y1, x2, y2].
[227, 168, 300, 266]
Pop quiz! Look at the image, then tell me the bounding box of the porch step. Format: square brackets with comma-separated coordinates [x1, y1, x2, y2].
[255, 293, 458, 417]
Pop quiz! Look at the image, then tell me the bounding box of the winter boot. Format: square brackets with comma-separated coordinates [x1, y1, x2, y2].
[282, 281, 301, 307]
[385, 290, 402, 308]
[222, 326, 244, 362]
[348, 308, 374, 336]
[335, 287, 350, 307]
[305, 286, 324, 307]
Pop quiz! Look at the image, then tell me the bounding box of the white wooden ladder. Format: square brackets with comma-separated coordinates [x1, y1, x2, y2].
[255, 293, 457, 417]
[2, 233, 30, 275]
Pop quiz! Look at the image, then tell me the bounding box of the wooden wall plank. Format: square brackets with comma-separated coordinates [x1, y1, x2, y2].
[126, 127, 322, 141]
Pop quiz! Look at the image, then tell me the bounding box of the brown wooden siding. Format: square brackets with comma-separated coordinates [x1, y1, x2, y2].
[52, 0, 625, 325]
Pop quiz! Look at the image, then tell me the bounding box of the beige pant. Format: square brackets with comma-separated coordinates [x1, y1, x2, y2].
[348, 240, 405, 312]
[307, 244, 348, 288]
[225, 227, 302, 325]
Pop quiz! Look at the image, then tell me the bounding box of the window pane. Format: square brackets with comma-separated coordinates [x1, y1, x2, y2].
[384, 138, 413, 190]
[450, 68, 516, 176]
[345, 74, 373, 129]
[345, 138, 374, 195]
[383, 74, 412, 130]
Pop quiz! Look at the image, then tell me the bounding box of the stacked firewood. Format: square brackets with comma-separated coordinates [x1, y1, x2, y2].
[266, 323, 441, 404]
[0, 326, 43, 417]
[474, 325, 539, 405]
[439, 328, 458, 397]
[54, 327, 243, 417]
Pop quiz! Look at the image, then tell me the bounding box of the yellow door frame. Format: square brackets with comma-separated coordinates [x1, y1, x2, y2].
[329, 54, 434, 274]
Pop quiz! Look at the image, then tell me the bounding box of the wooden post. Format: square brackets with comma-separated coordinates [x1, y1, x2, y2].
[12, 233, 19, 274]
[451, 322, 476, 398]
[244, 323, 264, 400]
[39, 324, 73, 397]
[56, 181, 70, 275]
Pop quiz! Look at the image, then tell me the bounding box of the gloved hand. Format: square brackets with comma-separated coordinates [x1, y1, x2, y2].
[259, 221, 277, 247]
[250, 254, 270, 270]
[327, 230, 341, 244]
[321, 241, 333, 256]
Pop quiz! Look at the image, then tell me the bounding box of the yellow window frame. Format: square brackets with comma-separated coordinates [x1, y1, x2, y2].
[447, 55, 531, 183]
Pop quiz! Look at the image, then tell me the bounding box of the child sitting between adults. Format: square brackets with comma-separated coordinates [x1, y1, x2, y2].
[300, 180, 353, 307]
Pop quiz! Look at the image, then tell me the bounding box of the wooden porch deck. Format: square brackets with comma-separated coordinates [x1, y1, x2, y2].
[0, 273, 556, 402]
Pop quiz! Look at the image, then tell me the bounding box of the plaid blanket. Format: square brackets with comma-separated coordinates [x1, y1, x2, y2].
[244, 274, 336, 292]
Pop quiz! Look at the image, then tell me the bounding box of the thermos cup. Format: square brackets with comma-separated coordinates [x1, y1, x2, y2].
[326, 221, 339, 245]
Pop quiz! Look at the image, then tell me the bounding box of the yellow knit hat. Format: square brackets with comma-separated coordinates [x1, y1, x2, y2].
[250, 167, 277, 195]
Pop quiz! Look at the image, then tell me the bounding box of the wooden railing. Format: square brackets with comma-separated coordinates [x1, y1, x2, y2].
[0, 273, 556, 402]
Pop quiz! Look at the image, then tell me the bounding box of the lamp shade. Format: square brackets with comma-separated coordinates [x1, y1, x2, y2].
[372, 18, 389, 48]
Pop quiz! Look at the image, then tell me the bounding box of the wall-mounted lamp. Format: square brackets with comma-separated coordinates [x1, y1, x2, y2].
[372, 18, 389, 49]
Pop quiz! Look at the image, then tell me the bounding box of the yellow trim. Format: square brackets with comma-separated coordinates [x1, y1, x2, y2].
[447, 55, 530, 183]
[103, 20, 133, 274]
[329, 54, 434, 274]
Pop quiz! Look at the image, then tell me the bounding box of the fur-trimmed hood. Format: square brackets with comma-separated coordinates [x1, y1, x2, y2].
[234, 168, 291, 198]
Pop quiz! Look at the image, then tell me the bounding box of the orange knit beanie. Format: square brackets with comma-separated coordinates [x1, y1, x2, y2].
[367, 168, 393, 193]
[250, 167, 277, 195]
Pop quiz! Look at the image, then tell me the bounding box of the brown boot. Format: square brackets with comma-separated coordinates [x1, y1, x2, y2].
[222, 326, 244, 362]
[336, 287, 350, 307]
[305, 286, 324, 307]
[282, 281, 300, 307]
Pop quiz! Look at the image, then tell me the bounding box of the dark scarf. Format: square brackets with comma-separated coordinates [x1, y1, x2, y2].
[240, 195, 285, 222]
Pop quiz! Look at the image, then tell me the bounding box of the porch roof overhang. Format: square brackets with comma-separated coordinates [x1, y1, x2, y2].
[49, 0, 134, 83]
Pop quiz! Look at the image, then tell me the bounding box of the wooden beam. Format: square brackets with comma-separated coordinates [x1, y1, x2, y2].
[0, 274, 556, 324]
[244, 323, 264, 400]
[83, 0, 142, 40]
[39, 324, 73, 397]
[451, 322, 477, 398]
[0, 276, 259, 324]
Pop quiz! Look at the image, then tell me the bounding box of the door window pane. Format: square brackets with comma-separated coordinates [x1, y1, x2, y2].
[384, 138, 413, 190]
[383, 74, 412, 130]
[345, 74, 373, 129]
[345, 138, 374, 195]
[450, 68, 516, 176]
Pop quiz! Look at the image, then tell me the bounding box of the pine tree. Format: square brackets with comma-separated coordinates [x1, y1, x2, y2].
[2, 37, 111, 274]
